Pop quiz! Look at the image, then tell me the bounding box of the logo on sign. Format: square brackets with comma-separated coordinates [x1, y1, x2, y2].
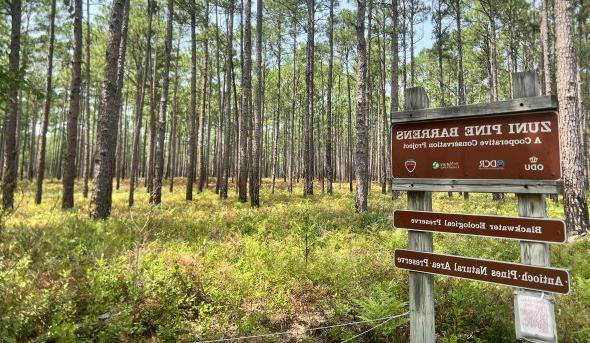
[525, 156, 544, 171]
[405, 159, 417, 173]
[432, 162, 440, 170]
[479, 159, 505, 170]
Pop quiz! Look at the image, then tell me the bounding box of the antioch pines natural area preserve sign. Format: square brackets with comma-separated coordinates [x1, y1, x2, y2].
[394, 250, 570, 294]
[392, 111, 560, 180]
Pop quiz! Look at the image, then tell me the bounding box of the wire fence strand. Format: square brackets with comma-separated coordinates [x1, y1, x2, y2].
[193, 310, 410, 343]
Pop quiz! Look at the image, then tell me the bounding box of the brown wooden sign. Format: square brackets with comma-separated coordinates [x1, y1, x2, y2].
[393, 210, 566, 243]
[394, 249, 570, 294]
[391, 111, 560, 180]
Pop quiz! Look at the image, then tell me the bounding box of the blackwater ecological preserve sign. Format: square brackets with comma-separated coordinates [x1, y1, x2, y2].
[391, 111, 560, 180]
[393, 210, 566, 243]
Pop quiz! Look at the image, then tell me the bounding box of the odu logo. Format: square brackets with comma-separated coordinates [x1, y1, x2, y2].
[525, 156, 544, 171]
[479, 159, 505, 169]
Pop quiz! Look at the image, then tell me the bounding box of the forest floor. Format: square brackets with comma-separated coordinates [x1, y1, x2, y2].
[0, 178, 589, 342]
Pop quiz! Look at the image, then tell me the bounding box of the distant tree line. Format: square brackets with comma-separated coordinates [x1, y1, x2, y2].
[0, 0, 588, 233]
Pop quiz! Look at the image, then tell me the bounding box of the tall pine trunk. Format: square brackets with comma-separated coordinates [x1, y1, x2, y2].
[89, 0, 128, 219]
[250, 0, 263, 207]
[82, 0, 91, 198]
[62, 0, 83, 209]
[219, 3, 234, 200]
[288, 19, 296, 193]
[355, 0, 369, 212]
[198, 0, 210, 193]
[239, 0, 252, 202]
[541, 0, 554, 96]
[2, 0, 21, 209]
[152, 0, 174, 205]
[186, 0, 198, 200]
[326, 0, 334, 195]
[129, 0, 153, 206]
[303, 0, 315, 196]
[555, 0, 589, 234]
[34, 0, 56, 205]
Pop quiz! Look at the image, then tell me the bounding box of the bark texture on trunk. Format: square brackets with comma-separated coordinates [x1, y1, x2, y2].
[153, 0, 174, 205]
[129, 0, 153, 206]
[3, 0, 22, 209]
[355, 0, 369, 212]
[239, 0, 252, 202]
[219, 3, 234, 200]
[89, 0, 128, 219]
[326, 0, 334, 195]
[303, 0, 315, 196]
[198, 0, 210, 193]
[34, 0, 56, 205]
[62, 0, 83, 209]
[250, 0, 263, 207]
[540, 0, 553, 96]
[186, 0, 197, 200]
[555, 0, 589, 234]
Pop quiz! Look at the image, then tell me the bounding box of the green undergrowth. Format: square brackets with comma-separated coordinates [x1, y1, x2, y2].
[0, 179, 588, 342]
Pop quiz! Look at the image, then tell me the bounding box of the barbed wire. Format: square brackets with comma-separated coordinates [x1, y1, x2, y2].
[193, 311, 410, 343]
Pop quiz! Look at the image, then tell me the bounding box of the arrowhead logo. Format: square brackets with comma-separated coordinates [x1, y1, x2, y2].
[405, 159, 417, 173]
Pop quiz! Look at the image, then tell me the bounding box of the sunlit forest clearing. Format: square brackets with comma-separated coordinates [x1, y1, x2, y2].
[0, 178, 588, 341]
[1, 0, 590, 339]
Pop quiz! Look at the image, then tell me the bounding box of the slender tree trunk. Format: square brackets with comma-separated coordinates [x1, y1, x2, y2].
[288, 19, 296, 193]
[271, 23, 281, 194]
[326, 0, 334, 195]
[435, 0, 445, 106]
[169, 36, 180, 193]
[454, 0, 465, 106]
[147, 20, 159, 194]
[303, 0, 315, 196]
[34, 0, 56, 205]
[409, 0, 415, 87]
[490, 23, 498, 102]
[152, 0, 174, 206]
[346, 49, 353, 193]
[62, 0, 83, 209]
[541, 0, 554, 96]
[355, 0, 369, 212]
[82, 0, 92, 198]
[391, 0, 399, 198]
[555, 0, 589, 234]
[89, 0, 128, 219]
[250, 0, 263, 207]
[220, 3, 234, 200]
[27, 104, 36, 180]
[129, 0, 153, 206]
[198, 0, 210, 193]
[2, 0, 21, 209]
[379, 18, 387, 194]
[186, 0, 198, 200]
[239, 0, 252, 202]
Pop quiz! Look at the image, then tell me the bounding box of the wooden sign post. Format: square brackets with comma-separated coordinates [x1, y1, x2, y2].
[513, 72, 558, 342]
[393, 72, 565, 343]
[404, 88, 434, 342]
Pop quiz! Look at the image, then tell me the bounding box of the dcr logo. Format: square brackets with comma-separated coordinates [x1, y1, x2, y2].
[525, 156, 544, 171]
[479, 160, 504, 169]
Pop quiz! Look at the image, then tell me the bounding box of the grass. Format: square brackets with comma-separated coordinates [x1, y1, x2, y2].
[0, 178, 588, 342]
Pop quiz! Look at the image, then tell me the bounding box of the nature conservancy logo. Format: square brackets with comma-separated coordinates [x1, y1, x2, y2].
[432, 161, 460, 170]
[405, 159, 417, 173]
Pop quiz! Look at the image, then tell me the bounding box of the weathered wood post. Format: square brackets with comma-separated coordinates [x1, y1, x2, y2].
[404, 87, 435, 343]
[513, 71, 558, 342]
